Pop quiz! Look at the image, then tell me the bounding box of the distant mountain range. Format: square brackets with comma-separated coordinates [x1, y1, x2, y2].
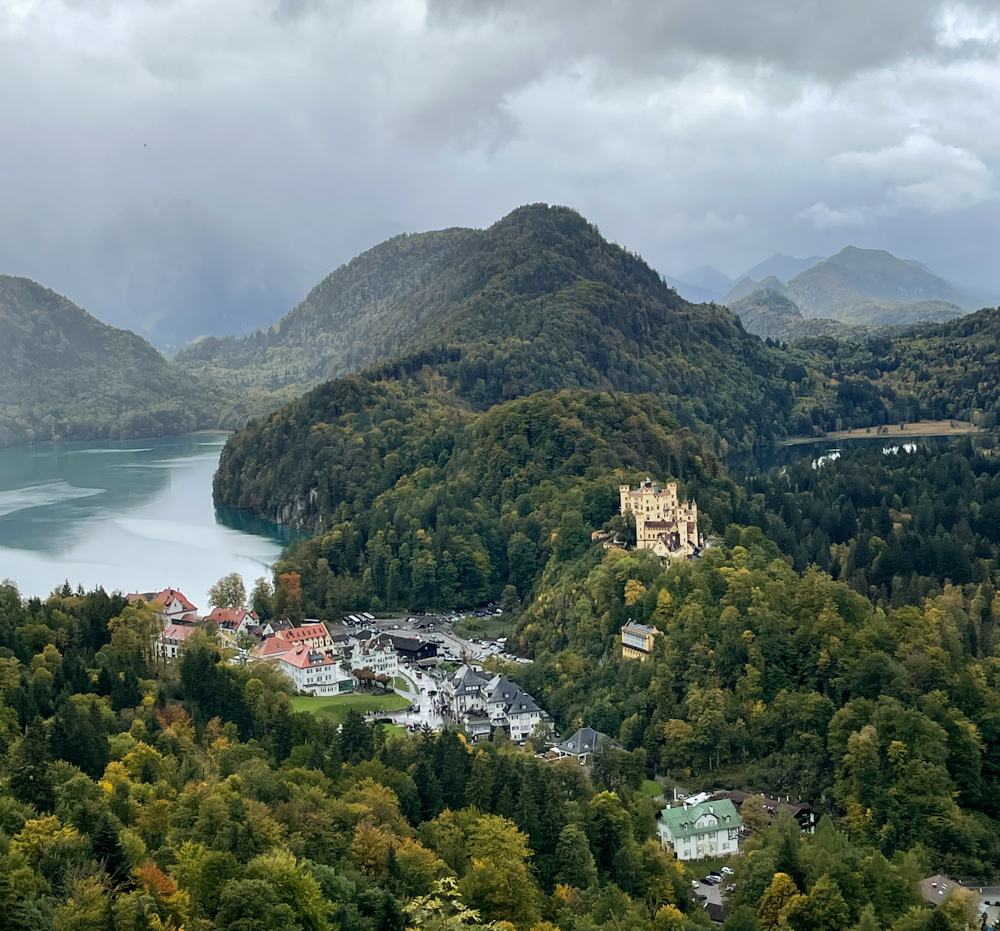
[0, 200, 322, 353]
[717, 246, 997, 331]
[668, 248, 997, 328]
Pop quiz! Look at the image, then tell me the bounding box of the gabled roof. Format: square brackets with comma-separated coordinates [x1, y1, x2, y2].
[207, 606, 257, 625]
[155, 588, 197, 611]
[280, 646, 339, 670]
[920, 874, 966, 906]
[278, 623, 329, 642]
[556, 726, 614, 756]
[658, 799, 741, 840]
[354, 633, 396, 655]
[486, 676, 520, 705]
[258, 637, 292, 658]
[162, 624, 198, 641]
[508, 691, 542, 715]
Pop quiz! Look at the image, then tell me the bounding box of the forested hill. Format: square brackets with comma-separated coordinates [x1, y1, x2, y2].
[0, 276, 225, 447]
[181, 204, 796, 446]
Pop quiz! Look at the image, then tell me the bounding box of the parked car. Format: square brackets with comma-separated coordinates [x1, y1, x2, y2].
[721, 867, 734, 875]
[690, 880, 700, 889]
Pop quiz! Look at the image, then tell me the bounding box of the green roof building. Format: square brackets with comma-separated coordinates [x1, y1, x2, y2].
[656, 799, 742, 861]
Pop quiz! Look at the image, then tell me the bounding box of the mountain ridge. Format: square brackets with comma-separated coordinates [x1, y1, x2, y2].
[0, 275, 224, 447]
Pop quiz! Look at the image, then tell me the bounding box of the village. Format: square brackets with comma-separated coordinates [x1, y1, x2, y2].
[122, 478, 998, 927]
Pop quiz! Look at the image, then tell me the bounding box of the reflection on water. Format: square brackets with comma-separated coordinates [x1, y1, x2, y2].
[215, 506, 307, 548]
[731, 433, 966, 477]
[0, 435, 295, 609]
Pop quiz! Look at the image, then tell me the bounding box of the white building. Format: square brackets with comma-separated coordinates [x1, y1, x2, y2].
[444, 668, 548, 743]
[657, 799, 742, 861]
[351, 634, 399, 678]
[279, 645, 354, 695]
[156, 623, 198, 660]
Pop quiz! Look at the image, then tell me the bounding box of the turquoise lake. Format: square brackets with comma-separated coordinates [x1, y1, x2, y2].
[0, 435, 293, 611]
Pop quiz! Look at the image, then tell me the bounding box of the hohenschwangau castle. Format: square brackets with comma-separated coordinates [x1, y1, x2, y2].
[620, 479, 701, 559]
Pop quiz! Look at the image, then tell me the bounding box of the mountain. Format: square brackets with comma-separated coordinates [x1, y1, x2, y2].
[661, 274, 719, 303]
[180, 204, 796, 447]
[0, 200, 322, 354]
[0, 276, 225, 447]
[677, 265, 733, 297]
[737, 253, 825, 282]
[721, 274, 786, 304]
[784, 246, 978, 318]
[729, 288, 890, 343]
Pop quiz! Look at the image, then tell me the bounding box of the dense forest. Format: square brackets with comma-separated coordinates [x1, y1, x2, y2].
[0, 276, 226, 448]
[186, 205, 802, 450]
[0, 575, 987, 931]
[218, 389, 731, 613]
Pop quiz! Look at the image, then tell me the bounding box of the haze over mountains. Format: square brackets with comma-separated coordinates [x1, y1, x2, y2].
[5, 202, 1000, 452]
[0, 200, 322, 354]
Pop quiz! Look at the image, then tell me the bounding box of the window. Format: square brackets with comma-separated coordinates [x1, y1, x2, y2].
[722, 843, 729, 850]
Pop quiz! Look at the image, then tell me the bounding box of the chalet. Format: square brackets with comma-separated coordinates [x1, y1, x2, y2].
[620, 622, 660, 661]
[156, 623, 198, 659]
[279, 645, 353, 696]
[657, 799, 742, 861]
[554, 726, 617, 764]
[387, 635, 438, 665]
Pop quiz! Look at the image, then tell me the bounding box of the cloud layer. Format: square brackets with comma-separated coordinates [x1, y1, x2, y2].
[3, 0, 1000, 293]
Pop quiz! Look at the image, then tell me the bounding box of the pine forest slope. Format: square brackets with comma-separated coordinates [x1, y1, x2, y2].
[0, 276, 226, 447]
[183, 204, 797, 448]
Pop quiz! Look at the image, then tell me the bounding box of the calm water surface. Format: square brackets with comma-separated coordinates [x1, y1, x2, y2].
[0, 435, 295, 610]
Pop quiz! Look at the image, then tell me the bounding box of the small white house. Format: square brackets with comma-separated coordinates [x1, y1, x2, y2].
[156, 623, 198, 660]
[657, 799, 742, 861]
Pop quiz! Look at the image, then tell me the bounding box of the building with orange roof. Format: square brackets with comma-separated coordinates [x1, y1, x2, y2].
[128, 588, 199, 625]
[275, 622, 333, 652]
[279, 644, 353, 695]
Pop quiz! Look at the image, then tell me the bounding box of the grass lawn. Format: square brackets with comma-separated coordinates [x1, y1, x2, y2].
[292, 692, 409, 723]
[378, 723, 408, 741]
[453, 614, 512, 641]
[641, 779, 663, 798]
[393, 676, 410, 692]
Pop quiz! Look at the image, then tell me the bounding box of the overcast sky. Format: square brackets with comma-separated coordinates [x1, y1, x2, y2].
[3, 0, 1000, 287]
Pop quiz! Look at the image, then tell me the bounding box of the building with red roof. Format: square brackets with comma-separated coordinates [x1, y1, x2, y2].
[275, 622, 333, 651]
[206, 606, 258, 637]
[128, 588, 199, 625]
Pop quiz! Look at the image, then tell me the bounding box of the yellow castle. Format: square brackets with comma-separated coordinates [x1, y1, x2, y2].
[619, 478, 700, 559]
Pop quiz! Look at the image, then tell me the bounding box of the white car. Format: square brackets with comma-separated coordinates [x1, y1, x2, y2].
[690, 880, 700, 889]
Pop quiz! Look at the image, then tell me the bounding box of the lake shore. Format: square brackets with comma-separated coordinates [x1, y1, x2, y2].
[779, 419, 980, 446]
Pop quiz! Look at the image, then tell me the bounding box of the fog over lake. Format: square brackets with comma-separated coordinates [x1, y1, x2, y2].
[0, 435, 293, 610]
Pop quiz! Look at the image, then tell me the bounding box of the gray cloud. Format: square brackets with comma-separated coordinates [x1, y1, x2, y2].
[2, 0, 1000, 314]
